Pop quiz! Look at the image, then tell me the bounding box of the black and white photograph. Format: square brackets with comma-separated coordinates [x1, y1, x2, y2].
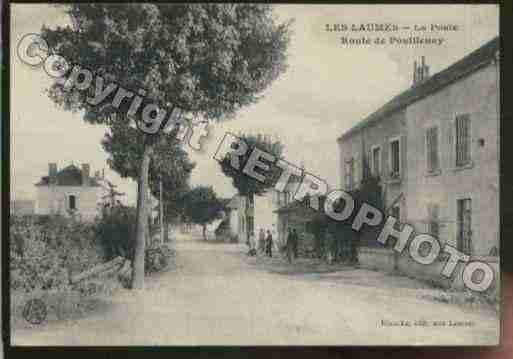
[5, 2, 503, 347]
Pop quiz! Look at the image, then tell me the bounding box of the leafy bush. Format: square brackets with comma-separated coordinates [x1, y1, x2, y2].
[95, 204, 160, 261]
[10, 215, 104, 293]
[145, 243, 175, 274]
[95, 205, 137, 260]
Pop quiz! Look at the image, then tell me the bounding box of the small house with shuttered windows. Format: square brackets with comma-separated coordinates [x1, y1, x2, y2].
[35, 162, 105, 221]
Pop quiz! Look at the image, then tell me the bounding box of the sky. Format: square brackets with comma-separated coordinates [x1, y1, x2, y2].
[10, 4, 499, 204]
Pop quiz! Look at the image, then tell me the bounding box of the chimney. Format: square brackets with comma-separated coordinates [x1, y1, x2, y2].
[49, 163, 57, 185]
[412, 56, 430, 86]
[81, 163, 90, 186]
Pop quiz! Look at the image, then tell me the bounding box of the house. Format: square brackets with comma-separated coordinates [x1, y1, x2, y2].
[35, 162, 105, 221]
[274, 196, 324, 257]
[225, 180, 297, 248]
[221, 196, 242, 241]
[337, 37, 499, 284]
[223, 195, 252, 243]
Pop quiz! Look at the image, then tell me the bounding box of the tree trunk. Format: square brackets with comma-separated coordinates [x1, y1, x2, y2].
[202, 224, 207, 241]
[131, 144, 154, 289]
[163, 218, 169, 242]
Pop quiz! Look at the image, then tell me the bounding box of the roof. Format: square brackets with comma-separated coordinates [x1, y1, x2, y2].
[338, 36, 499, 141]
[274, 195, 326, 216]
[35, 164, 101, 187]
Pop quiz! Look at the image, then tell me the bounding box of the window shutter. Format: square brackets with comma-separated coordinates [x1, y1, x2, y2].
[389, 139, 401, 176]
[426, 130, 432, 171]
[401, 135, 406, 175]
[463, 116, 470, 163]
[344, 160, 350, 189]
[456, 114, 470, 166]
[372, 147, 381, 176]
[433, 128, 439, 170]
[354, 153, 359, 186]
[426, 127, 439, 171]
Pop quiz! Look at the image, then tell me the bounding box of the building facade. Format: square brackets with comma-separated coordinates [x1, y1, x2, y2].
[337, 37, 499, 262]
[35, 163, 104, 221]
[405, 51, 499, 257]
[226, 180, 297, 249]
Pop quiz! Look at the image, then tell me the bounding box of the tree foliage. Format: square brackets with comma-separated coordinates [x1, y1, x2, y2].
[100, 179, 126, 209]
[182, 186, 224, 239]
[42, 4, 291, 288]
[43, 4, 292, 120]
[219, 133, 284, 197]
[148, 141, 195, 223]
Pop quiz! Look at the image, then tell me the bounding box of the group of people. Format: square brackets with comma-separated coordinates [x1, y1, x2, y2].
[257, 228, 274, 257]
[247, 227, 299, 262]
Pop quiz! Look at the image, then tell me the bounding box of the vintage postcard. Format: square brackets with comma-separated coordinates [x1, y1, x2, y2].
[6, 3, 500, 347]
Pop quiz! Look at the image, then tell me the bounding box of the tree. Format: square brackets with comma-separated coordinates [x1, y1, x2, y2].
[148, 144, 195, 242]
[219, 133, 284, 198]
[101, 179, 126, 209]
[182, 186, 224, 241]
[218, 133, 284, 240]
[42, 4, 291, 289]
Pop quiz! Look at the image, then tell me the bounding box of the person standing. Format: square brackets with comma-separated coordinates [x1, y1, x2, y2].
[286, 228, 294, 263]
[292, 228, 299, 259]
[247, 231, 256, 256]
[258, 228, 266, 254]
[265, 230, 273, 257]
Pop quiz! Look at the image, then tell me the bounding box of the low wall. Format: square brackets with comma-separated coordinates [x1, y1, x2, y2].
[358, 247, 396, 273]
[358, 247, 500, 298]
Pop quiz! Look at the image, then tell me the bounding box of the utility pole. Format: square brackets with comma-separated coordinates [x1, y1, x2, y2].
[159, 175, 164, 245]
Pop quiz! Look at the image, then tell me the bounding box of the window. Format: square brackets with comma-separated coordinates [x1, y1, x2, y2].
[390, 138, 400, 177]
[354, 154, 359, 186]
[457, 198, 472, 254]
[427, 203, 440, 238]
[390, 205, 400, 222]
[372, 146, 381, 176]
[426, 126, 440, 172]
[344, 158, 355, 190]
[68, 195, 77, 211]
[455, 114, 471, 166]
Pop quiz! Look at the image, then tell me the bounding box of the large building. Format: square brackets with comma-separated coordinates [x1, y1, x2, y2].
[337, 37, 499, 272]
[35, 162, 105, 221]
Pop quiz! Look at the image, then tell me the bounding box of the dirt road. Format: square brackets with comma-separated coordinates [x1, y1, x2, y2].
[12, 238, 499, 346]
